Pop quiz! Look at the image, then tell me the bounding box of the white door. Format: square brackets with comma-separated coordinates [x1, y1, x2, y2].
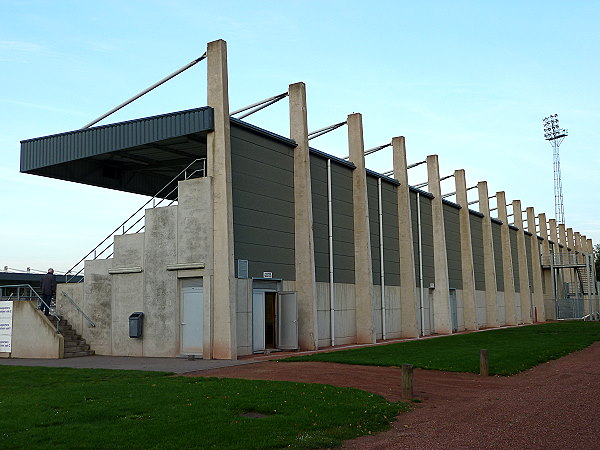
[252, 290, 266, 353]
[181, 279, 203, 355]
[277, 292, 298, 350]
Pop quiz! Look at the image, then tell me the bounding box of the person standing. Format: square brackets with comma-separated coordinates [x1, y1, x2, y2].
[40, 268, 57, 316]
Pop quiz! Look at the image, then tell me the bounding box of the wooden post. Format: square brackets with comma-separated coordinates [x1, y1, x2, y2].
[402, 363, 414, 400]
[480, 349, 489, 376]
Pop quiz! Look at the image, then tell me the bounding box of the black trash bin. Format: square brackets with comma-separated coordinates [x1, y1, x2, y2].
[129, 312, 144, 338]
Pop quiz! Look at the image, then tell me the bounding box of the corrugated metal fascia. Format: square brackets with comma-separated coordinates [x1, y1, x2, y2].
[308, 147, 356, 169]
[442, 199, 461, 210]
[230, 117, 296, 147]
[21, 107, 213, 172]
[365, 169, 400, 186]
[468, 209, 484, 218]
[409, 186, 435, 199]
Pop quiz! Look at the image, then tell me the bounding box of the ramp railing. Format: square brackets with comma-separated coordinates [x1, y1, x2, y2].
[65, 158, 206, 282]
[0, 284, 61, 332]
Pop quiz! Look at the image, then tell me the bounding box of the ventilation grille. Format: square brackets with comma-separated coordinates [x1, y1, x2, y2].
[237, 260, 249, 279]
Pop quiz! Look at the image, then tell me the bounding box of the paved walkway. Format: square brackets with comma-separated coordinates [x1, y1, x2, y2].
[0, 355, 257, 374]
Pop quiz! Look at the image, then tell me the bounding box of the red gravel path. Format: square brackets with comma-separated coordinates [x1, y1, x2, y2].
[186, 342, 600, 449]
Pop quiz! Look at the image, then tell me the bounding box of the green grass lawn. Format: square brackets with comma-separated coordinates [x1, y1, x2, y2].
[0, 366, 406, 449]
[284, 321, 600, 376]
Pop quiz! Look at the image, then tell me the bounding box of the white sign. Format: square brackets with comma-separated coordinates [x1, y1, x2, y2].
[0, 301, 13, 352]
[263, 272, 273, 279]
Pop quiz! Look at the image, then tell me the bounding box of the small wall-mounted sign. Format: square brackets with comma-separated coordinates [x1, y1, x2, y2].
[263, 271, 273, 279]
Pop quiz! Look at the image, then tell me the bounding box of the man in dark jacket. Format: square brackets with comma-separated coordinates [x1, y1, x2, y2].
[40, 268, 57, 316]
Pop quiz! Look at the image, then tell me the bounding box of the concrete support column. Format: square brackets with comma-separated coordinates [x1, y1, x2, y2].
[477, 181, 498, 328]
[288, 82, 319, 350]
[526, 207, 545, 322]
[497, 191, 517, 325]
[513, 200, 532, 323]
[347, 113, 375, 344]
[549, 219, 559, 250]
[427, 155, 452, 334]
[558, 224, 568, 268]
[392, 136, 418, 337]
[574, 231, 582, 264]
[206, 39, 236, 359]
[538, 213, 554, 320]
[455, 169, 477, 330]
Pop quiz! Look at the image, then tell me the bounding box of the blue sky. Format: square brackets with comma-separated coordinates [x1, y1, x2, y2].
[1, 0, 599, 273]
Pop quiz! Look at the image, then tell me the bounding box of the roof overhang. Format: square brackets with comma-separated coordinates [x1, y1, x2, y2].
[20, 107, 214, 197]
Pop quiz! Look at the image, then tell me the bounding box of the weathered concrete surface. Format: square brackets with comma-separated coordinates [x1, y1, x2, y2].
[143, 206, 178, 356]
[513, 200, 533, 323]
[289, 82, 319, 351]
[392, 136, 419, 338]
[347, 113, 375, 344]
[207, 38, 236, 360]
[83, 258, 113, 355]
[455, 169, 478, 330]
[527, 207, 545, 322]
[497, 191, 517, 325]
[8, 301, 63, 358]
[478, 181, 499, 328]
[427, 155, 451, 334]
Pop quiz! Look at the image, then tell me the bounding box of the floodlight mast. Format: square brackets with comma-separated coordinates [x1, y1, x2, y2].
[543, 114, 568, 225]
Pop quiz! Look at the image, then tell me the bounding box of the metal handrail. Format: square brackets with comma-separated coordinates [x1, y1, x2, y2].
[66, 159, 206, 282]
[0, 284, 61, 332]
[61, 292, 96, 327]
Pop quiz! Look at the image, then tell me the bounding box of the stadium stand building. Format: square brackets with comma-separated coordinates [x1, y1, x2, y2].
[8, 40, 598, 359]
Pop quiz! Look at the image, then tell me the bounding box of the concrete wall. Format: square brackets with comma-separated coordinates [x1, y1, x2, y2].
[56, 177, 213, 358]
[1, 301, 63, 359]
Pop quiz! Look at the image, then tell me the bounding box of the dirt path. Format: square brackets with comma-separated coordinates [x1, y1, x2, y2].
[185, 342, 600, 449]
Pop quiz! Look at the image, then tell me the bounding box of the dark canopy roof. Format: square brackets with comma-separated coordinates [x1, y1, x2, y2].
[20, 107, 214, 198]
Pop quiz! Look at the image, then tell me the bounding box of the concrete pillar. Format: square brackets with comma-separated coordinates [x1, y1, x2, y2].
[513, 200, 532, 323]
[427, 155, 452, 334]
[526, 207, 545, 322]
[549, 219, 559, 251]
[288, 82, 319, 350]
[392, 136, 419, 337]
[455, 169, 478, 330]
[206, 39, 236, 359]
[574, 231, 582, 264]
[347, 113, 375, 344]
[477, 181, 498, 328]
[538, 213, 554, 320]
[558, 223, 568, 267]
[496, 191, 517, 325]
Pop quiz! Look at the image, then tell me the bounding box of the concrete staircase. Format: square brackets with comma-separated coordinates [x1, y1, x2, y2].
[48, 317, 95, 358]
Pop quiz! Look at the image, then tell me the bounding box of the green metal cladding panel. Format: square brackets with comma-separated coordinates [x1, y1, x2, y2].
[381, 182, 400, 286]
[310, 155, 330, 282]
[231, 126, 295, 280]
[366, 176, 401, 286]
[330, 163, 355, 284]
[410, 191, 435, 288]
[492, 222, 504, 291]
[509, 228, 520, 292]
[443, 203, 462, 289]
[367, 176, 381, 285]
[469, 213, 486, 291]
[525, 234, 534, 293]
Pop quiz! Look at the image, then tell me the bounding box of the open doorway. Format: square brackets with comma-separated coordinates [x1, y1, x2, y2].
[252, 288, 298, 353]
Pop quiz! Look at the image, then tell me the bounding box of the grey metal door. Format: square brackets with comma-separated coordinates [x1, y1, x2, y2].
[449, 289, 458, 333]
[181, 279, 203, 355]
[277, 292, 298, 350]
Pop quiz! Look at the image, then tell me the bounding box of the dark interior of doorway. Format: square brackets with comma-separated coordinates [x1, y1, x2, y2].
[265, 292, 276, 349]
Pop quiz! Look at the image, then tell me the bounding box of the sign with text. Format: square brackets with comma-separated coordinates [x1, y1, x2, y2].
[0, 301, 13, 352]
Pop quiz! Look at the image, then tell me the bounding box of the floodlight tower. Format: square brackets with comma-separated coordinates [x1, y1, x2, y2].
[543, 114, 568, 224]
